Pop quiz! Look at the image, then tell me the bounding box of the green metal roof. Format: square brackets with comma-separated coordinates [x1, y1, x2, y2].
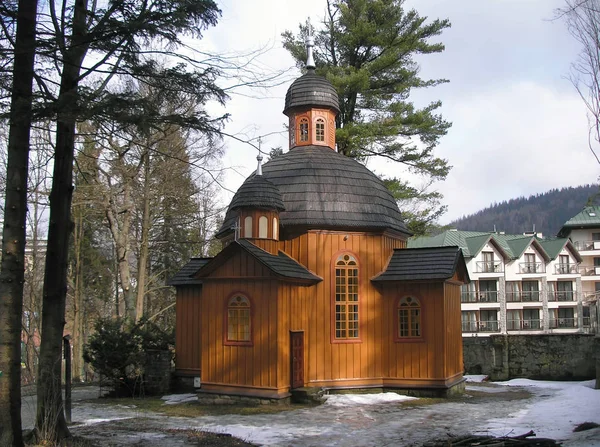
[538, 237, 583, 262]
[408, 230, 552, 261]
[559, 206, 600, 236]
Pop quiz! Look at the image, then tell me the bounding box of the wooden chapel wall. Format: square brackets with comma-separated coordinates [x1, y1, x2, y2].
[198, 251, 282, 393]
[379, 282, 447, 382]
[443, 281, 464, 379]
[175, 286, 202, 375]
[279, 231, 409, 387]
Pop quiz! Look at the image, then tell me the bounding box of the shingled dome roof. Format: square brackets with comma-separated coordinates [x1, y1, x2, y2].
[229, 174, 285, 211]
[218, 145, 410, 237]
[284, 69, 340, 115]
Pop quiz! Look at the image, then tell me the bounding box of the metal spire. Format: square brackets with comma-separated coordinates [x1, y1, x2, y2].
[305, 19, 315, 69]
[256, 137, 263, 176]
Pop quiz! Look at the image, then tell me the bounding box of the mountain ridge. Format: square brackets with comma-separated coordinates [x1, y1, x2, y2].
[448, 184, 600, 237]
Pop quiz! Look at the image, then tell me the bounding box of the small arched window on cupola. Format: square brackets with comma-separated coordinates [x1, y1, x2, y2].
[315, 118, 325, 142]
[258, 216, 268, 238]
[299, 117, 309, 142]
[244, 216, 253, 238]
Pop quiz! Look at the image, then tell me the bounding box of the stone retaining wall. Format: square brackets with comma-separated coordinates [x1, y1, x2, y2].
[463, 334, 597, 381]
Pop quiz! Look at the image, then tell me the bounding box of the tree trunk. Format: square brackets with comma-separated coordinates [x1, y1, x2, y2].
[0, 2, 38, 446]
[135, 151, 151, 322]
[71, 210, 84, 381]
[106, 184, 135, 321]
[35, 0, 89, 442]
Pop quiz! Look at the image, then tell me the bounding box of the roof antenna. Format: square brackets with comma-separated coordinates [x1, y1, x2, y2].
[305, 19, 315, 69]
[256, 137, 263, 176]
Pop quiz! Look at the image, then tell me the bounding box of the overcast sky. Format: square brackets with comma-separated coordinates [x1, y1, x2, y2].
[199, 0, 599, 225]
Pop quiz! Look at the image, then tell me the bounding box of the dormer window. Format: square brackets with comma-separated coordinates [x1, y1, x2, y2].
[315, 118, 325, 141]
[299, 118, 309, 142]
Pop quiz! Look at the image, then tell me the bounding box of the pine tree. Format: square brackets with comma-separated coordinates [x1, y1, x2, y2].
[282, 0, 451, 234]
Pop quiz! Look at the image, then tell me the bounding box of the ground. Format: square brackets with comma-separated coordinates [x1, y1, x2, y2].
[21, 377, 600, 446]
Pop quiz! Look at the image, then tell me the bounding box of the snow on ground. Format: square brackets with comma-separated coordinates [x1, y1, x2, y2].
[481, 379, 600, 444]
[464, 374, 489, 383]
[323, 392, 417, 406]
[59, 381, 600, 446]
[161, 393, 198, 405]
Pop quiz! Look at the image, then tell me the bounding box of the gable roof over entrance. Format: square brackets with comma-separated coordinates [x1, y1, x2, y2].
[194, 239, 322, 284]
[372, 246, 469, 283]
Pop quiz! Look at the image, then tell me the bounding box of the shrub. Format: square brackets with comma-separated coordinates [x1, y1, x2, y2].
[83, 317, 173, 396]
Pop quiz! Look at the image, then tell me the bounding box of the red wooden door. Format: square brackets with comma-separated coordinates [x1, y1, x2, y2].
[290, 331, 304, 389]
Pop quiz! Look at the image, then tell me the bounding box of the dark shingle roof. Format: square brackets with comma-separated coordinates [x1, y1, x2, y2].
[237, 240, 321, 282]
[372, 246, 468, 282]
[195, 240, 321, 283]
[217, 146, 410, 237]
[229, 174, 284, 211]
[168, 258, 211, 286]
[284, 69, 340, 115]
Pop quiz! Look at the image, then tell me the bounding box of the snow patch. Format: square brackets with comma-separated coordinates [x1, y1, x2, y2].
[161, 393, 198, 405]
[465, 374, 488, 383]
[323, 392, 417, 407]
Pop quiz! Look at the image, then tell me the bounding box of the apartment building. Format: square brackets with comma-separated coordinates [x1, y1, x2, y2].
[558, 205, 600, 333]
[408, 230, 591, 336]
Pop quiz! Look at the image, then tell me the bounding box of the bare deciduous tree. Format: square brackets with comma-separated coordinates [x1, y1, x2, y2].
[558, 0, 600, 164]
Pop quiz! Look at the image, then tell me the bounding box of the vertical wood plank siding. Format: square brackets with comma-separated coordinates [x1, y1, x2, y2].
[176, 228, 463, 393]
[175, 286, 202, 375]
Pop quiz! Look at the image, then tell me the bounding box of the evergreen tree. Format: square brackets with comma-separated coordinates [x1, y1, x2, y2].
[282, 0, 451, 234]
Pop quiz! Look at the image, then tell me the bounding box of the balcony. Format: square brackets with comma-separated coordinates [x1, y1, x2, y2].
[507, 319, 541, 330]
[519, 262, 545, 274]
[548, 291, 574, 302]
[554, 264, 577, 274]
[549, 318, 577, 329]
[462, 320, 499, 333]
[506, 291, 540, 302]
[461, 291, 498, 303]
[579, 266, 600, 276]
[476, 261, 503, 273]
[574, 240, 600, 251]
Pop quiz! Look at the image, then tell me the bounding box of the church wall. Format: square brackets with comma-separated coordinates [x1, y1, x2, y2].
[380, 282, 446, 381]
[200, 278, 283, 396]
[175, 286, 202, 376]
[280, 230, 410, 387]
[444, 282, 465, 380]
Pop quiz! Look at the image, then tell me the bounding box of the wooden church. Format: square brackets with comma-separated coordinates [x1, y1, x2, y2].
[170, 37, 469, 400]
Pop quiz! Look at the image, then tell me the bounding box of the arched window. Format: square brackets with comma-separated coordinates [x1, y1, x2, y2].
[258, 215, 268, 238]
[299, 118, 309, 142]
[273, 217, 278, 240]
[315, 118, 325, 141]
[334, 254, 359, 339]
[227, 295, 251, 342]
[398, 296, 421, 338]
[244, 216, 253, 238]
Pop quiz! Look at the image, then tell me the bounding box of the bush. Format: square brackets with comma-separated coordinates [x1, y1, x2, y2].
[83, 317, 174, 396]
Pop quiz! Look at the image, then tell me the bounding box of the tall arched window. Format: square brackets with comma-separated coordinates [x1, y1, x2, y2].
[258, 216, 268, 238]
[244, 216, 253, 238]
[272, 217, 278, 240]
[299, 118, 309, 142]
[334, 254, 359, 339]
[227, 295, 251, 342]
[315, 118, 325, 141]
[398, 296, 421, 338]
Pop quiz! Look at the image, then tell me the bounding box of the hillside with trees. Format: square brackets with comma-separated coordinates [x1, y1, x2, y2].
[449, 184, 600, 236]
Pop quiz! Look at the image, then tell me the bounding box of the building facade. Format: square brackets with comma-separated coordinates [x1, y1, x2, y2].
[409, 230, 592, 337]
[559, 205, 600, 334]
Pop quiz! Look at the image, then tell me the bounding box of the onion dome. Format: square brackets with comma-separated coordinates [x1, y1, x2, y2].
[218, 145, 410, 236]
[228, 174, 285, 212]
[283, 70, 340, 116]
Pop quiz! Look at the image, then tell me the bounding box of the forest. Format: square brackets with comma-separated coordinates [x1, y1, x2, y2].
[449, 184, 600, 236]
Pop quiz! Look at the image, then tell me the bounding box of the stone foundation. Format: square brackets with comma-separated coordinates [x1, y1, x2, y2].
[464, 334, 596, 381]
[196, 392, 291, 406]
